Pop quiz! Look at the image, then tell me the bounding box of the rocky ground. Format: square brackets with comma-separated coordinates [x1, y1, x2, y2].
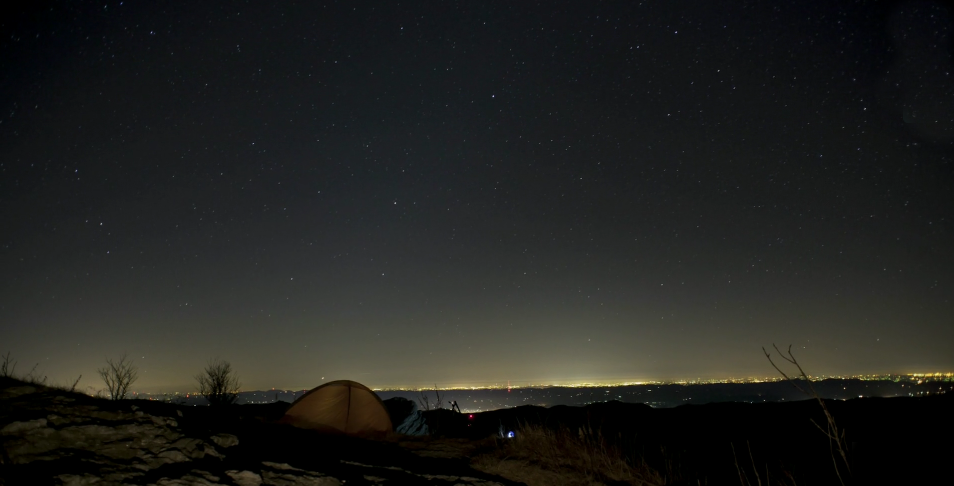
[0, 377, 518, 486]
[4, 376, 951, 486]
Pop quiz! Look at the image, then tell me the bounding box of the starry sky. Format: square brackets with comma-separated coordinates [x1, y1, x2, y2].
[1, 1, 952, 393]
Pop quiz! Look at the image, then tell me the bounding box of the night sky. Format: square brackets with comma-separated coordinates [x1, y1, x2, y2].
[2, 1, 952, 393]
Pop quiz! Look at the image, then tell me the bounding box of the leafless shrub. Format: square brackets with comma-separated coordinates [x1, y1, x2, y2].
[195, 358, 241, 406]
[69, 375, 82, 393]
[22, 363, 47, 385]
[98, 353, 138, 400]
[0, 352, 45, 384]
[417, 385, 444, 411]
[764, 344, 851, 486]
[1, 351, 16, 378]
[731, 440, 791, 486]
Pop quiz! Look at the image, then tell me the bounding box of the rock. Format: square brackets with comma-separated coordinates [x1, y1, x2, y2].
[382, 397, 415, 428]
[154, 473, 220, 486]
[1, 385, 37, 399]
[47, 414, 72, 426]
[1, 418, 48, 434]
[157, 449, 191, 463]
[211, 433, 239, 448]
[261, 469, 341, 485]
[226, 470, 263, 486]
[56, 473, 102, 486]
[0, 377, 515, 485]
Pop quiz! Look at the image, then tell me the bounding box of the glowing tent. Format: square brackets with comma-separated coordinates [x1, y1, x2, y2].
[279, 380, 392, 436]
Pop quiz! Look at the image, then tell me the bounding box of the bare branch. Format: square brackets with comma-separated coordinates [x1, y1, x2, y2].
[22, 362, 47, 385]
[747, 440, 762, 486]
[418, 389, 431, 411]
[433, 384, 444, 410]
[417, 385, 445, 411]
[98, 353, 138, 400]
[69, 375, 82, 393]
[195, 358, 241, 406]
[762, 346, 807, 396]
[0, 352, 16, 378]
[763, 343, 851, 485]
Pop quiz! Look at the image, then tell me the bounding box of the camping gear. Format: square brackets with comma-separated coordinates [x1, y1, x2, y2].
[280, 380, 392, 435]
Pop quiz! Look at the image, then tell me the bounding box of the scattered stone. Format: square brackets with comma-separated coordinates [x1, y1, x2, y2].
[1, 377, 516, 485]
[210, 433, 239, 448]
[1, 418, 48, 434]
[226, 470, 263, 486]
[1, 385, 37, 398]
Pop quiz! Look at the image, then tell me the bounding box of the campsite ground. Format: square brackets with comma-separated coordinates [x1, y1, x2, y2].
[390, 432, 664, 486]
[2, 376, 952, 485]
[392, 393, 954, 486]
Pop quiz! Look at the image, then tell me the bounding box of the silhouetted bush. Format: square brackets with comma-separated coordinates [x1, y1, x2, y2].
[418, 385, 444, 411]
[98, 353, 138, 400]
[195, 358, 241, 406]
[1, 351, 16, 378]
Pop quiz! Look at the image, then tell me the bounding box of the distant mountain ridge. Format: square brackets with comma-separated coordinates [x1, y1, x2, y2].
[141, 377, 951, 411]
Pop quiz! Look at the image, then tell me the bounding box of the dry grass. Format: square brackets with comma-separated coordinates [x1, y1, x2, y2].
[1, 351, 49, 386]
[470, 423, 666, 486]
[764, 344, 851, 486]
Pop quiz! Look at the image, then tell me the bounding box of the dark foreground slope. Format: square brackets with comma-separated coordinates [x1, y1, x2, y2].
[419, 390, 954, 485]
[0, 377, 517, 486]
[4, 375, 950, 486]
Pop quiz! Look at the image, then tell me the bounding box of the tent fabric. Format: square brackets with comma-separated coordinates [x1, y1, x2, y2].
[280, 380, 393, 435]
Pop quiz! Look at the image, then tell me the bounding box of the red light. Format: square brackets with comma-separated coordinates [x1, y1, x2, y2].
[468, 414, 474, 420]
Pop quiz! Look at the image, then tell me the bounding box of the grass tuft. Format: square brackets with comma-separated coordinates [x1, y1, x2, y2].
[471, 422, 666, 486]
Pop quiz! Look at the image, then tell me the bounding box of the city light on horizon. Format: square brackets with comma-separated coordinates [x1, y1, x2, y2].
[51, 371, 953, 396]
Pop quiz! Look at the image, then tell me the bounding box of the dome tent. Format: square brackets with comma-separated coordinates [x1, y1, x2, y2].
[279, 380, 392, 436]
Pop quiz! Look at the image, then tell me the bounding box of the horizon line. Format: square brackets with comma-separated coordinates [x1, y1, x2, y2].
[124, 371, 954, 395]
